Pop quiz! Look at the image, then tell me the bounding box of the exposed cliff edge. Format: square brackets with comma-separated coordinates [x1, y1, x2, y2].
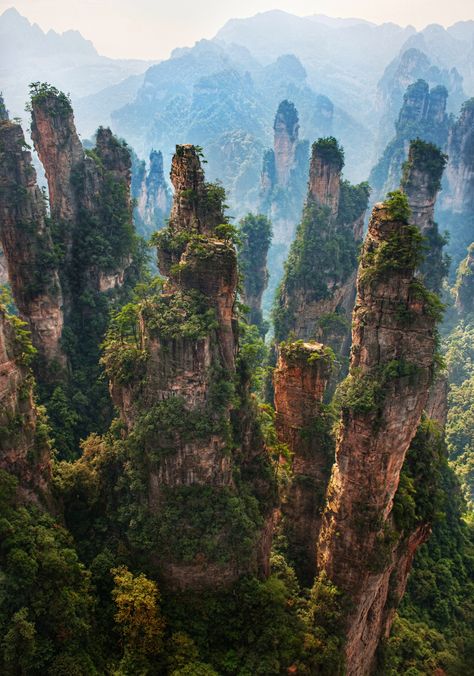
[274, 137, 369, 357]
[259, 100, 309, 246]
[370, 79, 450, 203]
[0, 304, 52, 506]
[317, 192, 439, 675]
[133, 149, 172, 238]
[274, 340, 333, 585]
[103, 145, 276, 590]
[237, 213, 272, 334]
[401, 139, 448, 293]
[0, 114, 65, 372]
[439, 98, 474, 266]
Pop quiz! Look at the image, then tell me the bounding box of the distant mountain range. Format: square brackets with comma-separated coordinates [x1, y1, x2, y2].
[1, 6, 473, 214]
[0, 7, 154, 119]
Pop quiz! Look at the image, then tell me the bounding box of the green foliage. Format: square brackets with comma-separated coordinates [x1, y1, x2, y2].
[385, 189, 412, 223]
[337, 180, 370, 227]
[312, 137, 344, 171]
[111, 566, 165, 670]
[273, 198, 358, 341]
[402, 138, 448, 194]
[28, 82, 72, 115]
[0, 470, 98, 674]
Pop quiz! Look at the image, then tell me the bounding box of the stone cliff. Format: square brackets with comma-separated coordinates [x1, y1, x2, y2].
[237, 213, 272, 333]
[134, 149, 172, 238]
[259, 100, 309, 245]
[274, 137, 369, 357]
[370, 79, 450, 203]
[103, 145, 276, 590]
[401, 139, 448, 293]
[317, 193, 438, 675]
[273, 340, 333, 585]
[0, 304, 52, 506]
[439, 98, 474, 266]
[0, 115, 65, 372]
[455, 243, 474, 315]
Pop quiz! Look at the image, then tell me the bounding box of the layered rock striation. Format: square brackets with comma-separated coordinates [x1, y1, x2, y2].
[274, 137, 369, 355]
[0, 114, 65, 371]
[237, 213, 272, 333]
[317, 194, 439, 675]
[134, 149, 172, 238]
[259, 100, 309, 245]
[274, 340, 333, 584]
[0, 304, 52, 505]
[401, 139, 448, 293]
[103, 145, 276, 590]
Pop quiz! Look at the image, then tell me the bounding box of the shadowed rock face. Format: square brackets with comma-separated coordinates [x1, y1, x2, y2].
[0, 307, 52, 506]
[259, 101, 309, 245]
[273, 99, 300, 187]
[401, 139, 447, 293]
[445, 100, 474, 213]
[317, 200, 437, 675]
[274, 341, 333, 585]
[0, 118, 65, 371]
[135, 150, 172, 234]
[455, 243, 474, 315]
[274, 138, 369, 354]
[105, 145, 276, 591]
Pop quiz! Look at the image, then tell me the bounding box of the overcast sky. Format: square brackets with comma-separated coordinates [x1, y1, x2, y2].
[1, 0, 473, 60]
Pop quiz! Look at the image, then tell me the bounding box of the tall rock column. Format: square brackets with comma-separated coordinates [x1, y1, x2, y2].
[274, 137, 369, 350]
[259, 100, 309, 245]
[103, 145, 276, 590]
[0, 304, 52, 506]
[237, 213, 272, 334]
[401, 139, 448, 293]
[0, 116, 65, 370]
[274, 341, 333, 585]
[317, 193, 438, 675]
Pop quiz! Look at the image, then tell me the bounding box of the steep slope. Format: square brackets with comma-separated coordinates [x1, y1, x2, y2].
[317, 192, 439, 675]
[102, 145, 277, 589]
[0, 114, 65, 373]
[274, 137, 369, 355]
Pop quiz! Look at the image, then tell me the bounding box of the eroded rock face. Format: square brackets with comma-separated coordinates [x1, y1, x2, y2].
[401, 139, 447, 293]
[444, 100, 474, 215]
[0, 118, 65, 370]
[259, 101, 309, 245]
[317, 201, 437, 675]
[135, 150, 172, 234]
[30, 89, 83, 228]
[105, 145, 276, 591]
[273, 100, 300, 187]
[274, 138, 369, 354]
[308, 141, 343, 218]
[455, 243, 474, 315]
[0, 307, 51, 505]
[274, 341, 333, 584]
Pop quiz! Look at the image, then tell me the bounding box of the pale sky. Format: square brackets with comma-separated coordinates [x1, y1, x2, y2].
[1, 0, 473, 60]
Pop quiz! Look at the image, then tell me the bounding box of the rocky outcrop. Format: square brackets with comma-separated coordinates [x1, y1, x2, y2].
[439, 98, 474, 266]
[455, 243, 474, 315]
[317, 195, 438, 675]
[104, 145, 276, 590]
[274, 340, 333, 585]
[0, 305, 52, 505]
[237, 213, 272, 333]
[274, 137, 369, 354]
[401, 139, 448, 293]
[259, 101, 309, 245]
[0, 116, 65, 371]
[444, 99, 474, 215]
[134, 149, 172, 237]
[370, 79, 450, 203]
